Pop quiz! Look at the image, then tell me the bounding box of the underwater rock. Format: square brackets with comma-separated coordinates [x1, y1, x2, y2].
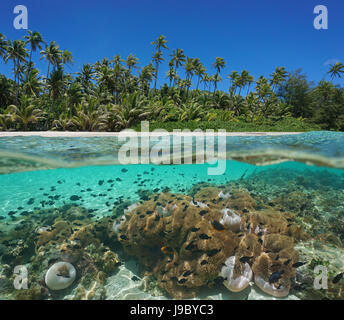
[45, 261, 76, 291]
[220, 256, 252, 292]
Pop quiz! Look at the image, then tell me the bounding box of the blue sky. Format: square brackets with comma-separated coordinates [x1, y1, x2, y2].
[0, 0, 343, 90]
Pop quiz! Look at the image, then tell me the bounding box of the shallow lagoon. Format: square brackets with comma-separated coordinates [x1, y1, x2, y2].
[0, 131, 343, 300]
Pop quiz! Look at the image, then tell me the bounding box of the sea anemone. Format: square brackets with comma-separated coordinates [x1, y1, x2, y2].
[45, 261, 76, 291]
[220, 256, 252, 292]
[218, 190, 231, 199]
[220, 208, 241, 232]
[254, 274, 290, 298]
[112, 215, 126, 233]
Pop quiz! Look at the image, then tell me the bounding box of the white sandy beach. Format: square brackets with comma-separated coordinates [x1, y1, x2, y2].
[0, 131, 302, 137]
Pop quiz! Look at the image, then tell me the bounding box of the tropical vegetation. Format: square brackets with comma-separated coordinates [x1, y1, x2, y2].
[0, 32, 343, 132]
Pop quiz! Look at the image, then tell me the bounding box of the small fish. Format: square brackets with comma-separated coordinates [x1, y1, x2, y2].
[191, 227, 200, 232]
[199, 234, 211, 240]
[269, 270, 284, 284]
[207, 248, 221, 257]
[213, 276, 227, 284]
[178, 278, 187, 284]
[239, 256, 253, 264]
[332, 272, 344, 284]
[292, 262, 306, 268]
[56, 273, 70, 278]
[161, 246, 174, 255]
[200, 260, 208, 265]
[185, 241, 196, 251]
[183, 271, 192, 277]
[211, 220, 225, 231]
[284, 259, 291, 266]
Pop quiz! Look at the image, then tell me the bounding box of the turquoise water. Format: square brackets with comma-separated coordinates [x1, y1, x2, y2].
[0, 131, 343, 300]
[0, 160, 343, 220]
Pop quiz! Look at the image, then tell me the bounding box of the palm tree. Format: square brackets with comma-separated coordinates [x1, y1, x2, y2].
[24, 31, 45, 72]
[77, 63, 95, 94]
[212, 74, 222, 93]
[246, 73, 254, 95]
[22, 68, 42, 97]
[111, 55, 125, 101]
[40, 41, 61, 78]
[194, 59, 206, 90]
[139, 64, 155, 96]
[46, 68, 66, 101]
[170, 48, 185, 87]
[177, 100, 205, 121]
[0, 33, 7, 62]
[66, 82, 84, 116]
[237, 70, 252, 96]
[270, 66, 288, 92]
[327, 62, 344, 80]
[125, 54, 139, 75]
[151, 35, 168, 91]
[96, 64, 116, 95]
[124, 54, 139, 93]
[152, 51, 164, 90]
[201, 73, 212, 92]
[60, 50, 73, 69]
[228, 71, 240, 95]
[212, 57, 226, 75]
[166, 68, 177, 88]
[8, 97, 44, 130]
[0, 75, 14, 106]
[184, 58, 196, 83]
[4, 40, 28, 100]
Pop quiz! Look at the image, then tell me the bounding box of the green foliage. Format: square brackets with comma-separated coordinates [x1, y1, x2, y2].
[0, 31, 342, 132]
[132, 117, 321, 132]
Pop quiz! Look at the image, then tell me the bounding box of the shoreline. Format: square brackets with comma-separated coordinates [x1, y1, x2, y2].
[0, 131, 303, 137]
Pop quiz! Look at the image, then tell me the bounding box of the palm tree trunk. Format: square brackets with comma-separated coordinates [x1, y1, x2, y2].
[154, 63, 159, 91]
[13, 59, 19, 102]
[47, 62, 50, 79]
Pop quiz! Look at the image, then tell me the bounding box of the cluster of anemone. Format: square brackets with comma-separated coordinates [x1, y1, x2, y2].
[115, 186, 305, 299]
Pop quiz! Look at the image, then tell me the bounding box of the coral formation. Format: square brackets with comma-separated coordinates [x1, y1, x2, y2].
[1, 165, 343, 301]
[0, 205, 120, 300]
[117, 187, 304, 298]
